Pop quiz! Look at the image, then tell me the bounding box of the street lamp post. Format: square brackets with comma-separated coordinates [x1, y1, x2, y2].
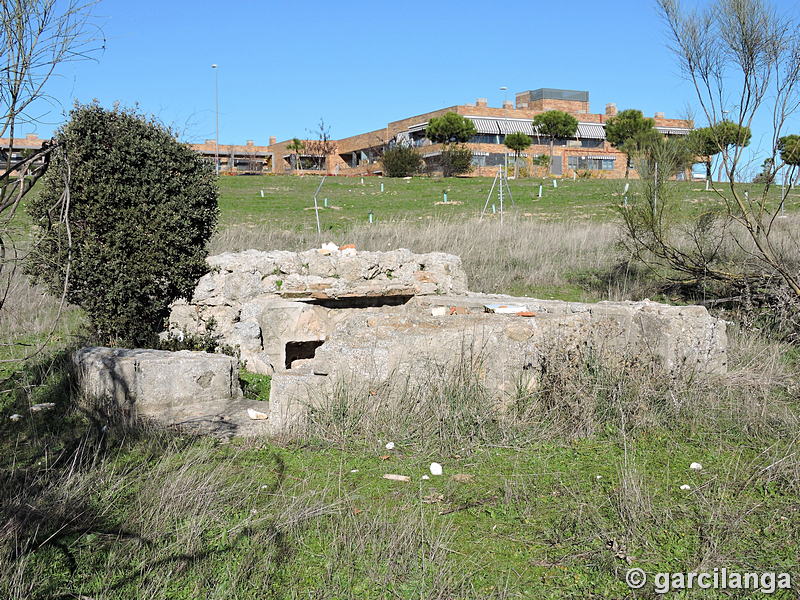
[212, 64, 219, 175]
[500, 86, 509, 171]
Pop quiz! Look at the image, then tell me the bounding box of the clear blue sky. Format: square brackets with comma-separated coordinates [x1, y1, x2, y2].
[32, 0, 800, 171]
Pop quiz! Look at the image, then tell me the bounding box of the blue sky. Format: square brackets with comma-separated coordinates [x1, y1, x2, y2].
[30, 0, 800, 171]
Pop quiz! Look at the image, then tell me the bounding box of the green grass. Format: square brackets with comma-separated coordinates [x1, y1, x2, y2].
[3, 332, 798, 598]
[3, 174, 800, 597]
[239, 370, 271, 401]
[5, 430, 798, 598]
[217, 174, 798, 230]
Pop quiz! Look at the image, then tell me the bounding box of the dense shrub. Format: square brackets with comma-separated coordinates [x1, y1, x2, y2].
[26, 103, 219, 346]
[440, 144, 473, 177]
[380, 144, 422, 177]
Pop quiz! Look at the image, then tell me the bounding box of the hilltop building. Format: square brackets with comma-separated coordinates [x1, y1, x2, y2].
[267, 87, 693, 178]
[1, 88, 693, 179]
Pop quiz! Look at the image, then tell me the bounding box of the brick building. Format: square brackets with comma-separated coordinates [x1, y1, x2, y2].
[269, 87, 693, 179]
[2, 88, 693, 179]
[0, 134, 274, 175]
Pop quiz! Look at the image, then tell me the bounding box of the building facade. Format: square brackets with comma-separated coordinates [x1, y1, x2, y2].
[268, 88, 693, 178]
[1, 88, 693, 179]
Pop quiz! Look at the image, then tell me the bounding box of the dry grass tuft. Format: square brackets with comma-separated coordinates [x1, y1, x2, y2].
[212, 217, 652, 300]
[299, 335, 799, 454]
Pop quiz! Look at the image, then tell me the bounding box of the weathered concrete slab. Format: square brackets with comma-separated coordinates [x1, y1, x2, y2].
[413, 294, 728, 374]
[73, 347, 243, 423]
[265, 297, 727, 432]
[197, 247, 467, 304]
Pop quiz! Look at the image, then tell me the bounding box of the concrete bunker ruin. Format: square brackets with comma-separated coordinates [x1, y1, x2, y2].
[148, 245, 728, 435]
[72, 245, 728, 435]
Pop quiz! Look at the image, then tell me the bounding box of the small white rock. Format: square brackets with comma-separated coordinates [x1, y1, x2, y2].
[429, 462, 443, 476]
[9, 414, 22, 421]
[680, 484, 692, 490]
[350, 469, 359, 473]
[246, 408, 269, 420]
[430, 306, 447, 317]
[421, 475, 430, 480]
[595, 475, 603, 480]
[689, 462, 703, 471]
[484, 303, 528, 314]
[30, 403, 55, 412]
[385, 441, 395, 450]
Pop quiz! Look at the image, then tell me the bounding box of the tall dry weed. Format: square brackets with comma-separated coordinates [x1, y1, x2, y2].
[212, 217, 652, 300]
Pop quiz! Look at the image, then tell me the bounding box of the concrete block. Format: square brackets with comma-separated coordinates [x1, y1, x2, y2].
[73, 347, 242, 423]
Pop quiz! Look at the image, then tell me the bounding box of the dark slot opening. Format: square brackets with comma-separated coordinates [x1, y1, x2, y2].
[305, 295, 413, 309]
[285, 340, 325, 369]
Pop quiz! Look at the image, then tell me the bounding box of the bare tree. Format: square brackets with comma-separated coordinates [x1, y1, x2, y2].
[0, 0, 101, 356]
[644, 0, 800, 296]
[1, 0, 101, 205]
[304, 118, 337, 173]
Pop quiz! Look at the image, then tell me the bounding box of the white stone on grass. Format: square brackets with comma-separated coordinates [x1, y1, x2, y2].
[385, 441, 395, 450]
[429, 462, 443, 476]
[247, 408, 269, 420]
[680, 484, 691, 490]
[689, 462, 703, 470]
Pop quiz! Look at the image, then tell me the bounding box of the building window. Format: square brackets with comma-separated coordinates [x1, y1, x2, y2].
[469, 133, 501, 144]
[568, 156, 615, 171]
[485, 153, 507, 166]
[531, 137, 566, 147]
[298, 155, 325, 170]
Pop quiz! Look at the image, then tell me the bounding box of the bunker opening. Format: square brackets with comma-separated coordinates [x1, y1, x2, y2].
[304, 295, 413, 309]
[285, 340, 325, 369]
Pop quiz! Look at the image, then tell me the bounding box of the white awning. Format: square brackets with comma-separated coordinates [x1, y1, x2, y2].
[497, 119, 535, 135]
[467, 117, 500, 134]
[656, 126, 691, 136]
[407, 122, 428, 133]
[472, 151, 489, 156]
[576, 123, 606, 139]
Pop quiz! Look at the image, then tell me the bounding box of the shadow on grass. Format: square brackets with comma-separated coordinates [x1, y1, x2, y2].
[0, 348, 300, 599]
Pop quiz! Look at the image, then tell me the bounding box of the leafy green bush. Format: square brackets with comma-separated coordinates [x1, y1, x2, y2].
[26, 103, 219, 346]
[380, 144, 422, 177]
[440, 144, 473, 177]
